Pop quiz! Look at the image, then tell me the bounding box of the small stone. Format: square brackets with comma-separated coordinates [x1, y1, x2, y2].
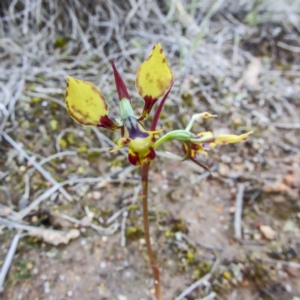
[32, 268, 39, 275]
[260, 225, 276, 240]
[283, 220, 299, 233]
[87, 191, 101, 200]
[218, 163, 230, 177]
[41, 275, 47, 280]
[285, 284, 292, 293]
[19, 166, 26, 172]
[44, 281, 50, 294]
[151, 187, 158, 193]
[253, 233, 261, 240]
[263, 182, 290, 193]
[229, 206, 235, 214]
[283, 175, 298, 188]
[67, 290, 73, 297]
[118, 295, 127, 300]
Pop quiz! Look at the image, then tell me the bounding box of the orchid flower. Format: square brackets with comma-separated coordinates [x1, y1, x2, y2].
[65, 44, 253, 168]
[65, 44, 173, 166]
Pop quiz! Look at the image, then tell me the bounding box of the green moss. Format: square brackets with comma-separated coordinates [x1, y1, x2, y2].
[66, 133, 76, 145]
[30, 97, 41, 104]
[164, 231, 174, 238]
[125, 226, 144, 240]
[77, 145, 88, 153]
[50, 119, 58, 131]
[59, 139, 67, 148]
[54, 36, 67, 48]
[127, 204, 139, 212]
[8, 259, 33, 283]
[186, 251, 196, 264]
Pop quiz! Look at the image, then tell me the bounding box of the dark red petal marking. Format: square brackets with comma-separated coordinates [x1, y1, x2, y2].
[128, 152, 141, 166]
[146, 147, 156, 160]
[111, 61, 131, 101]
[138, 95, 158, 121]
[98, 115, 119, 130]
[150, 84, 172, 130]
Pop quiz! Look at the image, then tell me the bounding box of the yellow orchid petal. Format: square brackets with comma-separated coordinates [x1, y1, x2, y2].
[135, 43, 173, 117]
[109, 137, 130, 152]
[215, 131, 253, 145]
[197, 131, 216, 148]
[65, 76, 118, 130]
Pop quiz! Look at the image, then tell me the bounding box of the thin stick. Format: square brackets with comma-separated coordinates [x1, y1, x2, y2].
[57, 213, 118, 235]
[234, 183, 245, 240]
[0, 232, 22, 293]
[106, 207, 127, 225]
[258, 257, 300, 269]
[270, 123, 300, 129]
[175, 258, 220, 300]
[120, 210, 128, 247]
[141, 162, 162, 300]
[277, 41, 300, 53]
[200, 292, 217, 300]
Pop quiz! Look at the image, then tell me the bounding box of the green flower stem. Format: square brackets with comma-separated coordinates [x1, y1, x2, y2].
[141, 162, 162, 300]
[155, 130, 191, 149]
[190, 136, 216, 143]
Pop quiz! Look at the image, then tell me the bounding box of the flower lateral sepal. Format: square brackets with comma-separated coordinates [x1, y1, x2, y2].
[65, 77, 120, 130]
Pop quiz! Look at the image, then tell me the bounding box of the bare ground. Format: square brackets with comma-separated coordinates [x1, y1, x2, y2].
[1, 1, 300, 300]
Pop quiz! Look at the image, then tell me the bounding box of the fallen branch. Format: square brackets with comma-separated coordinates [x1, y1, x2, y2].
[0, 217, 80, 246]
[0, 232, 22, 293]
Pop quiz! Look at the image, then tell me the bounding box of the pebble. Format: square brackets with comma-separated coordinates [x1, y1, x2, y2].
[260, 225, 276, 240]
[87, 191, 101, 200]
[43, 281, 50, 294]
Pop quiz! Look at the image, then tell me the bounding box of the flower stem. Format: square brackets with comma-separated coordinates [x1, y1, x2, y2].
[141, 162, 162, 300]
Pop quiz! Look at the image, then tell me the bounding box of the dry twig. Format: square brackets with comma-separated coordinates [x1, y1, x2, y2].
[234, 183, 245, 240]
[0, 232, 22, 293]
